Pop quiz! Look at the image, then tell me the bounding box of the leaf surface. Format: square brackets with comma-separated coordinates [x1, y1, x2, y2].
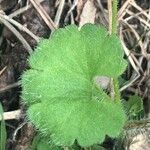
[21, 24, 127, 147]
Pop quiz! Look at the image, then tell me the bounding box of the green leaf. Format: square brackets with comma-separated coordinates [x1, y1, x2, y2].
[28, 134, 41, 150]
[124, 95, 144, 118]
[91, 145, 107, 150]
[0, 103, 7, 150]
[36, 138, 62, 150]
[29, 134, 63, 150]
[21, 24, 127, 147]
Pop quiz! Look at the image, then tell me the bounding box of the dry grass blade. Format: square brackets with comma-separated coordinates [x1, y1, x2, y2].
[0, 110, 21, 121]
[0, 16, 33, 54]
[0, 14, 40, 42]
[54, 0, 65, 27]
[130, 1, 150, 20]
[118, 0, 150, 96]
[0, 67, 7, 76]
[68, 0, 76, 24]
[29, 0, 57, 31]
[125, 10, 150, 28]
[120, 74, 140, 91]
[8, 0, 45, 18]
[120, 31, 139, 74]
[96, 0, 108, 22]
[0, 82, 21, 93]
[118, 0, 133, 20]
[108, 0, 112, 34]
[122, 20, 146, 56]
[64, 0, 77, 24]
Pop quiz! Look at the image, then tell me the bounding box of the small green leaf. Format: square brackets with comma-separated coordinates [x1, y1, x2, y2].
[124, 95, 144, 118]
[29, 134, 63, 150]
[29, 134, 41, 150]
[36, 139, 62, 150]
[91, 145, 107, 150]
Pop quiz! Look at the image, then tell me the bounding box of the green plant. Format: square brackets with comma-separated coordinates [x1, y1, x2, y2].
[112, 0, 118, 35]
[0, 103, 7, 150]
[21, 24, 127, 148]
[123, 95, 144, 120]
[28, 134, 63, 150]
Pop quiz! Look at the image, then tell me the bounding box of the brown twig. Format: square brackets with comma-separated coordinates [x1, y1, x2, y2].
[0, 82, 21, 93]
[122, 20, 146, 56]
[8, 0, 45, 18]
[54, 0, 65, 27]
[118, 0, 133, 20]
[130, 1, 150, 20]
[0, 66, 7, 76]
[64, 0, 77, 24]
[125, 10, 150, 28]
[0, 16, 33, 54]
[0, 13, 40, 42]
[108, 0, 112, 34]
[29, 0, 57, 31]
[0, 109, 21, 121]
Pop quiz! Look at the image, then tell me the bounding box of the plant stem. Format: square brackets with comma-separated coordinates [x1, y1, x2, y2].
[113, 78, 121, 102]
[108, 0, 118, 35]
[112, 0, 118, 35]
[108, 0, 112, 34]
[108, 0, 120, 101]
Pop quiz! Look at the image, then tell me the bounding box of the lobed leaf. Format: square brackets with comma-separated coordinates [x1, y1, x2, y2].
[21, 24, 127, 147]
